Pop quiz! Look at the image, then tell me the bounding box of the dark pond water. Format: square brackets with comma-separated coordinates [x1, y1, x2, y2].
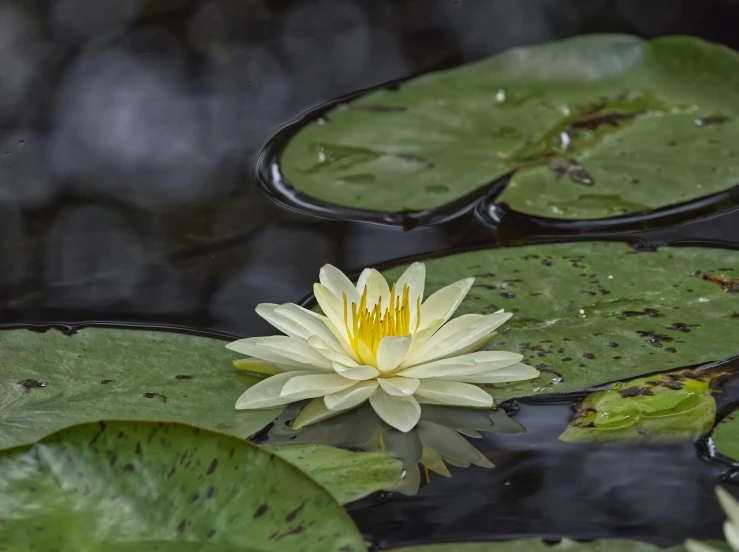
[3, 0, 739, 549]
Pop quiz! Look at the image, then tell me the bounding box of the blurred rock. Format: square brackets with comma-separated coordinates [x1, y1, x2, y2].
[50, 48, 231, 209]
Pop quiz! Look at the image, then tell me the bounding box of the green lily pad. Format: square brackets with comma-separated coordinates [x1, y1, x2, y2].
[0, 328, 279, 451]
[279, 35, 739, 217]
[386, 539, 723, 551]
[0, 420, 365, 552]
[712, 410, 739, 462]
[264, 443, 403, 504]
[381, 242, 739, 400]
[559, 368, 716, 444]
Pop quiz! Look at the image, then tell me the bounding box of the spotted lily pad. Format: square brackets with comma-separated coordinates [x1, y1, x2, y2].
[386, 539, 721, 551]
[559, 368, 716, 444]
[279, 35, 739, 218]
[0, 420, 365, 551]
[381, 242, 739, 400]
[264, 444, 404, 504]
[0, 328, 279, 451]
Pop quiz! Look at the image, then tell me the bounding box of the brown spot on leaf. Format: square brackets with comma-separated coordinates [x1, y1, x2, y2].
[704, 273, 739, 293]
[695, 115, 729, 127]
[254, 504, 269, 518]
[618, 386, 655, 398]
[206, 459, 218, 475]
[17, 379, 47, 393]
[548, 157, 594, 186]
[175, 375, 192, 380]
[285, 501, 306, 522]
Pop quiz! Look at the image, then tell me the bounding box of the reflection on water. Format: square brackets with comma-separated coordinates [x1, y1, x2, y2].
[264, 403, 524, 495]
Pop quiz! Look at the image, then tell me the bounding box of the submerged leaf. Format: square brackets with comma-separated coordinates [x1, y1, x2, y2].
[559, 369, 716, 444]
[264, 443, 404, 504]
[280, 35, 739, 218]
[0, 421, 365, 551]
[382, 242, 739, 400]
[0, 328, 280, 451]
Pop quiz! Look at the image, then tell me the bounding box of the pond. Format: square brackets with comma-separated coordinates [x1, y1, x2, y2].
[3, 2, 739, 551]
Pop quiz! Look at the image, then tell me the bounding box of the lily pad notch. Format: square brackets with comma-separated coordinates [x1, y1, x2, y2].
[274, 34, 739, 226]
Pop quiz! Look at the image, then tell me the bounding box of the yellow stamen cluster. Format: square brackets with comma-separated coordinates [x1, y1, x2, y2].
[343, 283, 421, 357]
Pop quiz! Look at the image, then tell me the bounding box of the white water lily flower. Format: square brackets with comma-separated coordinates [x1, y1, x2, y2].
[686, 487, 739, 552]
[229, 262, 539, 432]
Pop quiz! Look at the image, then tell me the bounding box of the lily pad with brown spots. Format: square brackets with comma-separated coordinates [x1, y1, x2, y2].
[0, 421, 365, 552]
[279, 35, 739, 219]
[0, 328, 279, 451]
[381, 242, 739, 400]
[559, 368, 716, 444]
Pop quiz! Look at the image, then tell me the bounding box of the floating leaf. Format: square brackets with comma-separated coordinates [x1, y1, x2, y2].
[0, 328, 279, 451]
[386, 538, 724, 551]
[712, 410, 739, 462]
[279, 35, 739, 218]
[264, 443, 404, 504]
[0, 421, 365, 551]
[559, 369, 716, 444]
[381, 242, 739, 400]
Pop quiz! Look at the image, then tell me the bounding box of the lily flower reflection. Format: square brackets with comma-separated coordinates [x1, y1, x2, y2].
[265, 402, 525, 495]
[686, 487, 739, 552]
[229, 262, 538, 432]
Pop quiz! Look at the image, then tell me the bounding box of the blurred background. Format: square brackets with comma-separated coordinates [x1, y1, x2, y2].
[2, 0, 739, 336]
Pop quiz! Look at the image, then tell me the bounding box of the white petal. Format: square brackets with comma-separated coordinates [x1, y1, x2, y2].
[726, 521, 739, 552]
[319, 264, 360, 304]
[369, 389, 421, 432]
[360, 269, 391, 310]
[419, 278, 474, 331]
[255, 303, 307, 339]
[718, 487, 739, 527]
[357, 339, 377, 367]
[310, 337, 358, 366]
[280, 373, 356, 400]
[314, 283, 350, 340]
[333, 362, 380, 381]
[397, 356, 478, 379]
[232, 358, 283, 376]
[415, 379, 494, 407]
[292, 397, 349, 429]
[355, 268, 373, 293]
[407, 312, 512, 366]
[226, 336, 332, 370]
[275, 304, 343, 349]
[325, 381, 379, 410]
[684, 540, 721, 552]
[442, 362, 539, 383]
[405, 318, 445, 359]
[376, 335, 413, 373]
[235, 371, 313, 409]
[378, 376, 420, 396]
[394, 262, 426, 330]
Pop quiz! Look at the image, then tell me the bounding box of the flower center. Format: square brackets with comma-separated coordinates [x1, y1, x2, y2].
[343, 283, 421, 358]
